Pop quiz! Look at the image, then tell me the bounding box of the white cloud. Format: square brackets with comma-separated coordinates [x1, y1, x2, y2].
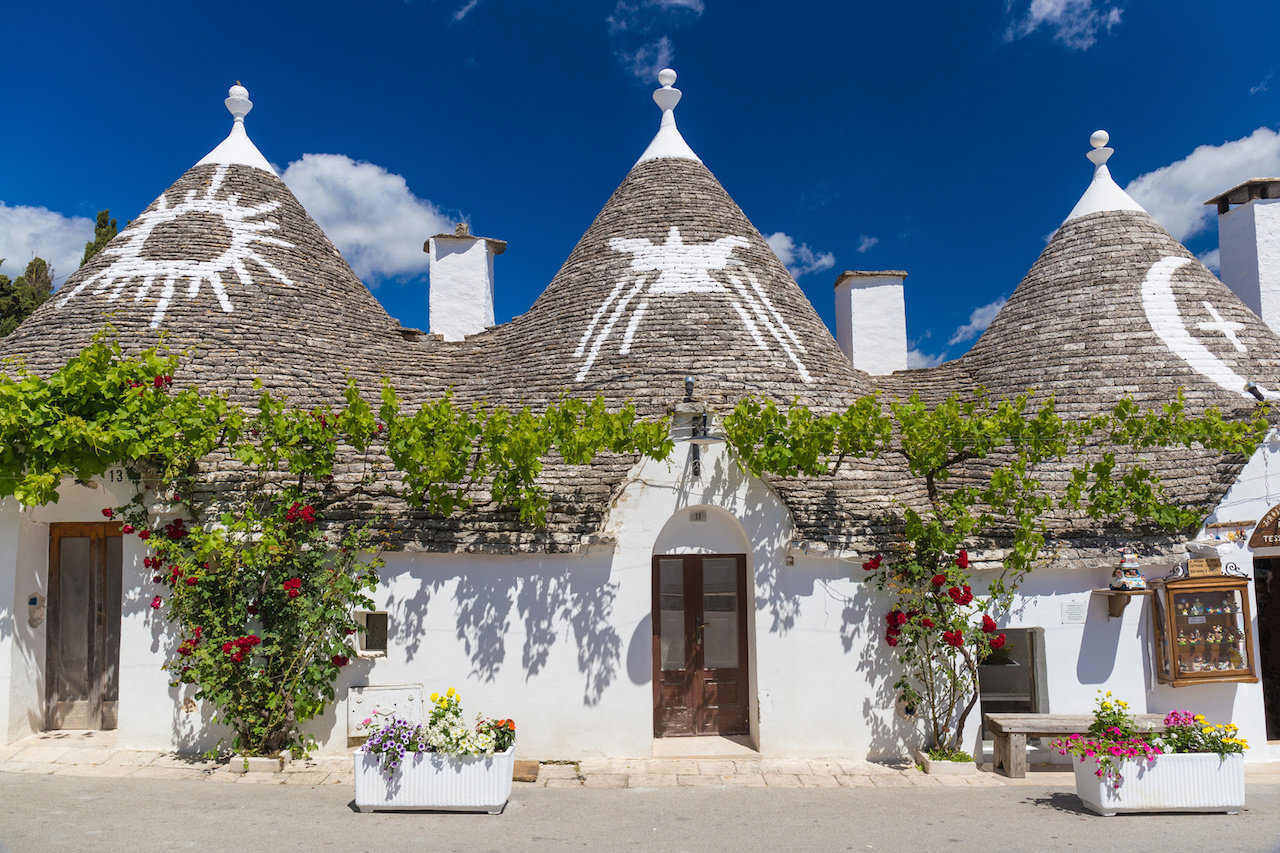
[1004, 0, 1123, 50]
[453, 0, 479, 21]
[619, 37, 674, 81]
[0, 203, 94, 286]
[281, 154, 453, 282]
[1251, 71, 1274, 96]
[766, 231, 836, 278]
[907, 348, 945, 369]
[947, 298, 1007, 346]
[856, 234, 878, 254]
[1198, 248, 1221, 274]
[1125, 127, 1280, 242]
[607, 0, 703, 81]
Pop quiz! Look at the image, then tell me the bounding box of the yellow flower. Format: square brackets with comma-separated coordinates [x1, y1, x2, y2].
[1106, 691, 1112, 697]
[1101, 702, 1112, 710]
[447, 687, 456, 698]
[1194, 714, 1206, 722]
[430, 693, 439, 703]
[1117, 701, 1128, 708]
[1227, 724, 1238, 732]
[1202, 727, 1215, 734]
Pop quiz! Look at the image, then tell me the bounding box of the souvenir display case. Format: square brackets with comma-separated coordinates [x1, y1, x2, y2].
[1152, 573, 1258, 687]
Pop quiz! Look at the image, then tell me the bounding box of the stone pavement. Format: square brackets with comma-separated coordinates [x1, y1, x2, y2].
[7, 729, 1280, 791]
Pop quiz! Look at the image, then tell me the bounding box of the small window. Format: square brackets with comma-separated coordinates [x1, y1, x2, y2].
[358, 612, 389, 656]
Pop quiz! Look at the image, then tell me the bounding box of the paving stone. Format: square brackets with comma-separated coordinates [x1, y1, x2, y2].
[762, 773, 802, 787]
[625, 774, 678, 788]
[538, 763, 580, 780]
[868, 774, 914, 787]
[761, 759, 812, 774]
[719, 773, 767, 787]
[582, 774, 628, 788]
[543, 779, 584, 789]
[837, 759, 876, 774]
[576, 758, 614, 774]
[732, 759, 765, 774]
[50, 764, 135, 778]
[695, 760, 736, 775]
[106, 751, 161, 767]
[52, 747, 116, 766]
[234, 773, 288, 784]
[836, 775, 877, 787]
[130, 766, 210, 781]
[280, 770, 331, 785]
[513, 759, 540, 782]
[806, 761, 843, 776]
[0, 762, 57, 775]
[11, 747, 71, 764]
[677, 774, 723, 787]
[796, 774, 841, 788]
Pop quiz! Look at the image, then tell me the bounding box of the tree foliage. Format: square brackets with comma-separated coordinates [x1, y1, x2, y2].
[724, 390, 1268, 749]
[0, 257, 53, 337]
[80, 210, 119, 267]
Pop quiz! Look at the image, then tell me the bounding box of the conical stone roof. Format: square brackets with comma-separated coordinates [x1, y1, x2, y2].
[1, 85, 402, 405]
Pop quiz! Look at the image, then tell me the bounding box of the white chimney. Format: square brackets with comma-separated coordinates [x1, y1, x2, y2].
[425, 223, 506, 341]
[1207, 178, 1280, 335]
[833, 270, 908, 374]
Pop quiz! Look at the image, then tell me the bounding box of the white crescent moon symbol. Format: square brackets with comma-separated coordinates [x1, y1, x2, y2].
[1140, 256, 1273, 400]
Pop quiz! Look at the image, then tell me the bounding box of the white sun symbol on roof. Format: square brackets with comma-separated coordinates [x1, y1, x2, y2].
[574, 226, 811, 382]
[56, 164, 293, 328]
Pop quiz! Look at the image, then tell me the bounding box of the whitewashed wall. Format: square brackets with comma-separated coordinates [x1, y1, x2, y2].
[2, 440, 1276, 763]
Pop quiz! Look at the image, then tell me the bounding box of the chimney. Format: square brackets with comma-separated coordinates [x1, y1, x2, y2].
[833, 270, 908, 374]
[1206, 178, 1280, 335]
[425, 222, 506, 341]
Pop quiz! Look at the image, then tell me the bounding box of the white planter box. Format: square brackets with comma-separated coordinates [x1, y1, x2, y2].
[353, 748, 515, 814]
[1072, 752, 1244, 816]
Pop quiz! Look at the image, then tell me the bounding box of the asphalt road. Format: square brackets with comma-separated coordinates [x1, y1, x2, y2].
[2, 773, 1279, 852]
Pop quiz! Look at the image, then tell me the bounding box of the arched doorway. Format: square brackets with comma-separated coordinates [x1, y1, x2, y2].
[651, 507, 751, 738]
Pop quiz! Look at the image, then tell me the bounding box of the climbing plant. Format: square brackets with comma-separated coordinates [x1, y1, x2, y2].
[0, 337, 672, 756]
[723, 390, 1268, 751]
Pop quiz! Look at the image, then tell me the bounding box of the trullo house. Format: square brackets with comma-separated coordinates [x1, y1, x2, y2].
[2, 73, 1280, 763]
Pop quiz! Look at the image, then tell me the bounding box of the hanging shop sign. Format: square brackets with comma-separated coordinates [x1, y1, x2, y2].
[1248, 503, 1280, 548]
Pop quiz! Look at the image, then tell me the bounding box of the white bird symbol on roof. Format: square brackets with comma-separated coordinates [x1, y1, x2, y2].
[608, 227, 748, 294]
[573, 226, 811, 383]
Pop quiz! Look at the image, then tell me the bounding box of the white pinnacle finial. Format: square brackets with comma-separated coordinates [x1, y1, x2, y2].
[225, 83, 253, 123]
[654, 68, 681, 113]
[637, 68, 700, 165]
[195, 82, 274, 173]
[1064, 128, 1146, 223]
[1087, 129, 1113, 166]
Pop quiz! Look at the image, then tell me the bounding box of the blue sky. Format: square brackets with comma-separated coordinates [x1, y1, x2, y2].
[3, 0, 1279, 366]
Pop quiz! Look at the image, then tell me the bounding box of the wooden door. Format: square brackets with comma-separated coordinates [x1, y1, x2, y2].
[652, 554, 749, 737]
[47, 523, 122, 730]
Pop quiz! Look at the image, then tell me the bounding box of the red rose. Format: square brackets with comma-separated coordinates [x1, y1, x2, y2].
[990, 633, 1007, 651]
[942, 630, 964, 648]
[931, 573, 947, 587]
[948, 586, 963, 603]
[376, 423, 384, 434]
[138, 530, 151, 540]
[331, 655, 349, 667]
[194, 626, 202, 639]
[885, 634, 900, 647]
[886, 610, 908, 628]
[101, 508, 114, 518]
[862, 554, 883, 572]
[152, 574, 162, 583]
[150, 596, 162, 609]
[960, 585, 974, 606]
[982, 614, 998, 634]
[955, 549, 970, 569]
[921, 617, 935, 628]
[248, 604, 259, 615]
[288, 589, 300, 599]
[221, 642, 234, 654]
[153, 375, 165, 389]
[231, 651, 244, 663]
[122, 524, 135, 534]
[185, 576, 197, 586]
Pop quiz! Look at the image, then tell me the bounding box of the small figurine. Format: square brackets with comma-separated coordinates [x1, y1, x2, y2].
[1177, 629, 1189, 646]
[1110, 551, 1147, 591]
[1191, 652, 1205, 671]
[1189, 628, 1202, 644]
[1191, 598, 1205, 616]
[1177, 600, 1190, 617]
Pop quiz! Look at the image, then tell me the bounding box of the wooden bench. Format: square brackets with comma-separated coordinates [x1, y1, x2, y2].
[985, 713, 1168, 778]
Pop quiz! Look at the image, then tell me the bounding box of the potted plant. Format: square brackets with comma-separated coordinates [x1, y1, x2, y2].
[354, 689, 517, 814]
[1053, 693, 1247, 816]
